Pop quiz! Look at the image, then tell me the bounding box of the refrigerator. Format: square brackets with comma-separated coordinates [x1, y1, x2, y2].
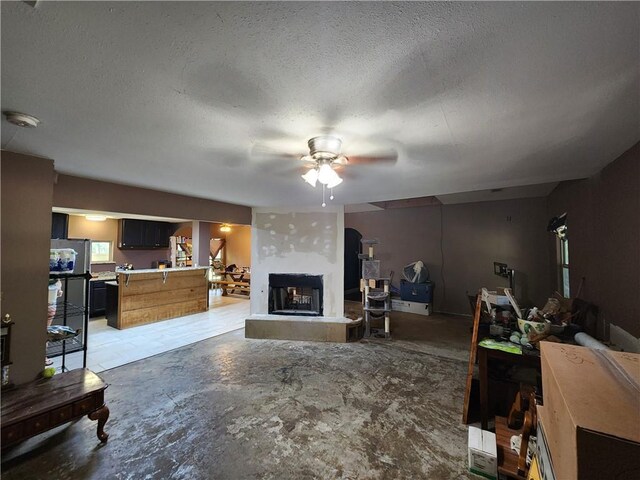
[49, 239, 91, 356]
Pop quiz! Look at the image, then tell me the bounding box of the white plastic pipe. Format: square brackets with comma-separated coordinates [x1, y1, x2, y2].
[574, 332, 608, 350]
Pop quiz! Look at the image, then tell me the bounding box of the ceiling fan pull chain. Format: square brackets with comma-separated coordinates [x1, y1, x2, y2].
[330, 188, 334, 201]
[322, 184, 326, 208]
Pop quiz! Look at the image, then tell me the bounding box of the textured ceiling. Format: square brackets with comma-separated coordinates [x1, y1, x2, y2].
[1, 2, 638, 207]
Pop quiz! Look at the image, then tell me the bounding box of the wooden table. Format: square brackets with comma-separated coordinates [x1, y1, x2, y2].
[1, 369, 109, 449]
[478, 345, 541, 430]
[212, 271, 250, 295]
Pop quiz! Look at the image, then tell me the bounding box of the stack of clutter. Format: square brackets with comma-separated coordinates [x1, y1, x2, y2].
[399, 261, 434, 303]
[391, 260, 434, 316]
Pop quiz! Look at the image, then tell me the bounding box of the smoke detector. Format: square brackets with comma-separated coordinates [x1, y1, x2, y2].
[3, 111, 40, 128]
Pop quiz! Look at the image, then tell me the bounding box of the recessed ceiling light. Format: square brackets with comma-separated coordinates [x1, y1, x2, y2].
[3, 111, 40, 128]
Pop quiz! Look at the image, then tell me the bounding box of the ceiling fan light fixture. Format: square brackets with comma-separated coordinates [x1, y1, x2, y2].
[326, 175, 343, 189]
[301, 169, 318, 187]
[309, 136, 342, 157]
[317, 163, 336, 185]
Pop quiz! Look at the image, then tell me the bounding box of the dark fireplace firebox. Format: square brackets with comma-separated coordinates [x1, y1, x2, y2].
[268, 274, 323, 316]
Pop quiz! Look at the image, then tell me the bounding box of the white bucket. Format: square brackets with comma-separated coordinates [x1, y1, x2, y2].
[48, 284, 59, 304]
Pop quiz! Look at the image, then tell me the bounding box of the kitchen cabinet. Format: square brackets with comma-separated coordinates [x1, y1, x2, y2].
[118, 219, 172, 249]
[105, 282, 118, 328]
[90, 281, 107, 318]
[51, 213, 69, 239]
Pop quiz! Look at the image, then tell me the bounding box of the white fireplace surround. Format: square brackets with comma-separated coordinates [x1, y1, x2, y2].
[250, 205, 344, 318]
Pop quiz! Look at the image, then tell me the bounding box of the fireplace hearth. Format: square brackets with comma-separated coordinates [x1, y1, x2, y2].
[268, 274, 323, 316]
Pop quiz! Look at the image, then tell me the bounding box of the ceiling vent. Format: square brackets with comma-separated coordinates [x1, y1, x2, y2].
[3, 111, 40, 128]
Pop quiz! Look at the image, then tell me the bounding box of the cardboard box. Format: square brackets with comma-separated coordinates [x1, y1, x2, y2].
[540, 343, 640, 480]
[468, 426, 497, 479]
[391, 298, 431, 316]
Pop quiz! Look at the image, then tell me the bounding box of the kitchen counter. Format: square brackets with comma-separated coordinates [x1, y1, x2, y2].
[90, 274, 117, 282]
[111, 268, 208, 329]
[115, 266, 209, 275]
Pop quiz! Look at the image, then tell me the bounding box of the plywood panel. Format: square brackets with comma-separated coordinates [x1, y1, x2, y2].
[118, 272, 206, 294]
[121, 286, 205, 310]
[120, 299, 208, 329]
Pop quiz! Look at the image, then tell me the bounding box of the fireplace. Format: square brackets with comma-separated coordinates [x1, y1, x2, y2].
[268, 274, 323, 316]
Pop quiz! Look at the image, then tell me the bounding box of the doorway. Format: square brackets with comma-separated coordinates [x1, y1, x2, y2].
[344, 227, 362, 301]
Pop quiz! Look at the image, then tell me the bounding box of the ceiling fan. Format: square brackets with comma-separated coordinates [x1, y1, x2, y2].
[296, 135, 398, 207]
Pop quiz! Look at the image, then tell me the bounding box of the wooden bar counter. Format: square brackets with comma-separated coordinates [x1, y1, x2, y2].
[114, 267, 209, 329]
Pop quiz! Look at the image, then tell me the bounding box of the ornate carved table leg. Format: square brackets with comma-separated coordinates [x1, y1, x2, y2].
[88, 404, 110, 442]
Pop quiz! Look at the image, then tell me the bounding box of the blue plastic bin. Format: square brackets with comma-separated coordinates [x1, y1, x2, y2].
[400, 280, 433, 303]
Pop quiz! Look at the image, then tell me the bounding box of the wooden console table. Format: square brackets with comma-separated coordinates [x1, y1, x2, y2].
[1, 369, 109, 449]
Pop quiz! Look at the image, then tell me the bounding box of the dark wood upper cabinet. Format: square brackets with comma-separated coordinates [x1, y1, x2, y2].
[51, 212, 69, 239]
[119, 219, 172, 249]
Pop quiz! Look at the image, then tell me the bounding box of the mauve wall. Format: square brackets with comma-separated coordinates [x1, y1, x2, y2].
[346, 197, 550, 315]
[1, 151, 54, 385]
[547, 142, 640, 338]
[54, 174, 251, 225]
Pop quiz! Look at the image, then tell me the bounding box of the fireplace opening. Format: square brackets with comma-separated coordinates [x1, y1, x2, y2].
[269, 274, 323, 316]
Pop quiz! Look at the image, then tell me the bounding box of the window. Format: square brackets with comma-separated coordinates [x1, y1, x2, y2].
[559, 238, 570, 297]
[91, 241, 113, 263]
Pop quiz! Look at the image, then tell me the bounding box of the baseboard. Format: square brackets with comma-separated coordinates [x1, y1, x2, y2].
[609, 323, 640, 353]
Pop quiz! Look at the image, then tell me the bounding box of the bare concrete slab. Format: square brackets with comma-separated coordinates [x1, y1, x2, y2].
[245, 314, 360, 342]
[0, 311, 475, 479]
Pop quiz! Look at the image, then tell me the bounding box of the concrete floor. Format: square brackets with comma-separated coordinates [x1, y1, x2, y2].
[2, 304, 474, 479]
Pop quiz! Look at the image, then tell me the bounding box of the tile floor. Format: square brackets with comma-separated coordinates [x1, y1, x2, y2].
[52, 292, 249, 373]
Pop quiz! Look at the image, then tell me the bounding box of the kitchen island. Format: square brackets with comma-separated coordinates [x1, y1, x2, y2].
[110, 267, 209, 329]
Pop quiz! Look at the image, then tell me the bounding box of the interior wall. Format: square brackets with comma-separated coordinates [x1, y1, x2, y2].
[345, 197, 550, 315]
[1, 151, 54, 385]
[547, 142, 640, 339]
[224, 225, 252, 269]
[67, 215, 173, 271]
[53, 174, 251, 225]
[192, 221, 211, 267]
[251, 205, 344, 317]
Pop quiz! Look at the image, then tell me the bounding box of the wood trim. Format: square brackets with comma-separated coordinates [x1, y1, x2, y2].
[462, 294, 482, 424]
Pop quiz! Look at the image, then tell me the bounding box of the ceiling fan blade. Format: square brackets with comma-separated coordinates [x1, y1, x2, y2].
[250, 144, 302, 162]
[347, 150, 398, 165]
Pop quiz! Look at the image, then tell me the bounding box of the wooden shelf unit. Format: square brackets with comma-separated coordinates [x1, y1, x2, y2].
[170, 236, 193, 267]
